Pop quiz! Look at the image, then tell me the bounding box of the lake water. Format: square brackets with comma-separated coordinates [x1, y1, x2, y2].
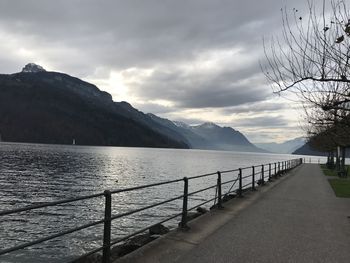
[0, 142, 324, 262]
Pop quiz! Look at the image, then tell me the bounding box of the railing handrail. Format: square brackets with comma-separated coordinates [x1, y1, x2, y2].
[0, 158, 303, 263]
[0, 158, 296, 217]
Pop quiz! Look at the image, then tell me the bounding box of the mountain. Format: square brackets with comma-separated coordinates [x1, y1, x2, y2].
[147, 114, 265, 152]
[0, 63, 188, 148]
[256, 137, 305, 154]
[147, 114, 211, 148]
[293, 142, 350, 157]
[114, 102, 190, 146]
[292, 143, 327, 156]
[189, 122, 265, 152]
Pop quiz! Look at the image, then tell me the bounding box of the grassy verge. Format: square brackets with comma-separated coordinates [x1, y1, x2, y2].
[320, 164, 338, 176]
[320, 164, 350, 198]
[328, 179, 350, 198]
[320, 164, 350, 177]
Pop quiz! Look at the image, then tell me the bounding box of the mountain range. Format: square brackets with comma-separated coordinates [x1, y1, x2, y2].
[148, 114, 264, 152]
[256, 137, 305, 154]
[0, 63, 274, 152]
[0, 64, 188, 148]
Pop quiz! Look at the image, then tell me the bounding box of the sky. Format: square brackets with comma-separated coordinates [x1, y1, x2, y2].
[0, 0, 313, 143]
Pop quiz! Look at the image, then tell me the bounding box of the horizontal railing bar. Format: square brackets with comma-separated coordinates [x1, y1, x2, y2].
[109, 178, 183, 194]
[187, 171, 218, 180]
[187, 184, 217, 197]
[220, 168, 239, 174]
[109, 196, 228, 250]
[221, 178, 238, 186]
[109, 212, 183, 247]
[254, 162, 273, 168]
[0, 218, 105, 256]
[240, 166, 253, 170]
[0, 193, 104, 217]
[0, 158, 301, 258]
[74, 212, 184, 262]
[241, 174, 252, 180]
[1, 159, 300, 217]
[110, 194, 183, 221]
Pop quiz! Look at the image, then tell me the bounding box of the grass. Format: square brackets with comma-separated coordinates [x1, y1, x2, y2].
[320, 164, 350, 198]
[320, 164, 350, 177]
[320, 164, 338, 176]
[328, 178, 350, 198]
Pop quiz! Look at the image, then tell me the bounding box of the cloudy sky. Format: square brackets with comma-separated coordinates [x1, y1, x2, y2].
[0, 0, 312, 143]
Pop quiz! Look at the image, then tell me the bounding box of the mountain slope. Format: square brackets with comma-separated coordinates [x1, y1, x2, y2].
[190, 122, 265, 152]
[292, 143, 327, 156]
[147, 114, 210, 148]
[0, 64, 188, 148]
[146, 114, 265, 153]
[256, 137, 305, 154]
[114, 102, 190, 145]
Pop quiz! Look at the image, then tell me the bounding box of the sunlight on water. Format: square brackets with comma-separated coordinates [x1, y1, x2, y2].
[0, 142, 325, 262]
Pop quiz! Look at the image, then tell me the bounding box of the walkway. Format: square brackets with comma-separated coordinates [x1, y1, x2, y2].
[118, 164, 350, 263]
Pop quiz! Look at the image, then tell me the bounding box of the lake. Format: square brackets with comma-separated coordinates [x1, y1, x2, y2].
[0, 142, 324, 262]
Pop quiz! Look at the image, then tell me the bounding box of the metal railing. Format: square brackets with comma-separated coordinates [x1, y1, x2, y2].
[0, 158, 303, 263]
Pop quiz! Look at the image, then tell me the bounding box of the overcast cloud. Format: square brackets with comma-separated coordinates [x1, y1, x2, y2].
[0, 0, 312, 142]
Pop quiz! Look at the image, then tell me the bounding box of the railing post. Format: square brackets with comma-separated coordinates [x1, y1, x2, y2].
[268, 163, 272, 181]
[217, 171, 223, 208]
[238, 168, 243, 197]
[285, 161, 287, 172]
[278, 162, 281, 176]
[180, 177, 189, 229]
[261, 165, 265, 185]
[102, 190, 112, 263]
[274, 163, 277, 178]
[252, 166, 256, 191]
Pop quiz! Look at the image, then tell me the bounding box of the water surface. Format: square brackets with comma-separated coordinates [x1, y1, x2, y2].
[0, 142, 324, 262]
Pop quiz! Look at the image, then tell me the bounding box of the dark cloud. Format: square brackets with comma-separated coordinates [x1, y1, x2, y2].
[0, 0, 304, 73]
[0, 0, 309, 141]
[128, 64, 269, 108]
[221, 101, 288, 114]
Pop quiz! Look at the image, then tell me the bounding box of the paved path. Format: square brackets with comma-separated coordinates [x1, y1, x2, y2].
[172, 164, 350, 263]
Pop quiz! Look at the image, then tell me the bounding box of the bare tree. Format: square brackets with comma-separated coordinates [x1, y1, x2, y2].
[263, 0, 350, 94]
[262, 0, 350, 174]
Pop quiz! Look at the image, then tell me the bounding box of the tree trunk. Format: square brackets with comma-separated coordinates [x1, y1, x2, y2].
[340, 146, 346, 177]
[336, 146, 340, 171]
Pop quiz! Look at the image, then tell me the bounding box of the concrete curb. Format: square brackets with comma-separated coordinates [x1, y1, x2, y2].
[114, 165, 303, 263]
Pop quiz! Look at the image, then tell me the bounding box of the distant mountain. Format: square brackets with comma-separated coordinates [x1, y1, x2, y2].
[293, 143, 328, 156]
[147, 114, 210, 148]
[115, 102, 190, 146]
[147, 115, 265, 153]
[256, 137, 305, 154]
[0, 63, 278, 152]
[293, 142, 350, 157]
[189, 122, 265, 152]
[0, 63, 188, 148]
